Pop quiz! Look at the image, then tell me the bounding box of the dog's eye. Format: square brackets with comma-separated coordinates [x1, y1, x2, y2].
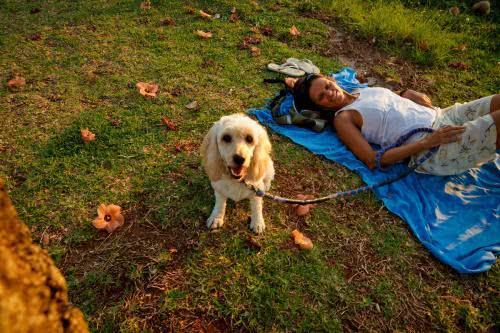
[245, 135, 254, 144]
[222, 134, 232, 143]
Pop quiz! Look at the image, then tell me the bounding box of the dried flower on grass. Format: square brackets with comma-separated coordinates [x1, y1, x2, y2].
[291, 229, 313, 250]
[7, 75, 26, 90]
[92, 204, 125, 233]
[185, 100, 199, 110]
[80, 128, 96, 143]
[136, 82, 158, 98]
[161, 116, 177, 130]
[289, 25, 300, 36]
[199, 10, 212, 19]
[250, 46, 261, 57]
[195, 30, 212, 39]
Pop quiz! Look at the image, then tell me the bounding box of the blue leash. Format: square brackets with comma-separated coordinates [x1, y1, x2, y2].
[244, 128, 438, 205]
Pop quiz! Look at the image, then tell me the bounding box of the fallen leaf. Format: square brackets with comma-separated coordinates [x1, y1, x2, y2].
[250, 46, 261, 57]
[250, 26, 260, 33]
[140, 1, 151, 10]
[289, 25, 300, 36]
[449, 61, 470, 70]
[291, 229, 313, 250]
[261, 26, 273, 36]
[452, 44, 467, 51]
[201, 59, 215, 68]
[418, 40, 429, 51]
[7, 75, 26, 90]
[109, 118, 121, 127]
[92, 204, 125, 233]
[27, 33, 42, 41]
[136, 82, 159, 98]
[80, 128, 96, 143]
[195, 30, 212, 39]
[247, 236, 262, 250]
[42, 234, 50, 246]
[161, 17, 176, 26]
[229, 7, 238, 22]
[239, 36, 262, 49]
[30, 8, 40, 14]
[172, 140, 198, 153]
[185, 100, 199, 110]
[199, 10, 212, 19]
[169, 248, 178, 253]
[161, 116, 177, 130]
[449, 6, 460, 15]
[244, 36, 261, 45]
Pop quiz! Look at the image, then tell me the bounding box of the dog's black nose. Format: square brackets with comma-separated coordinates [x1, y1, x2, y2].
[233, 154, 245, 166]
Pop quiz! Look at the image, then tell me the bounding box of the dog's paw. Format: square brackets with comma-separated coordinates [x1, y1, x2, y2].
[206, 216, 224, 229]
[250, 218, 265, 234]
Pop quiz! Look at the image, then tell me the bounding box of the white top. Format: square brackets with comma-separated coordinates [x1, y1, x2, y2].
[336, 87, 437, 146]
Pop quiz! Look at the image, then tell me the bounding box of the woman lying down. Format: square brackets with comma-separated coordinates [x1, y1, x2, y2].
[286, 75, 499, 176]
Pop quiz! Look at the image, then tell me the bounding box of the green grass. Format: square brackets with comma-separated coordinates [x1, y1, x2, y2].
[0, 0, 498, 331]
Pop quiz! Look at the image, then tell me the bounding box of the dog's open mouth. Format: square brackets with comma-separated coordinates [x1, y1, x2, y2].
[229, 166, 244, 179]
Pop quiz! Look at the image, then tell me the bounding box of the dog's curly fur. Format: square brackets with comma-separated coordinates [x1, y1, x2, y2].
[201, 114, 274, 233]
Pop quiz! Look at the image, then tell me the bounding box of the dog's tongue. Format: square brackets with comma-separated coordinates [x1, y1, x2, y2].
[231, 166, 243, 177]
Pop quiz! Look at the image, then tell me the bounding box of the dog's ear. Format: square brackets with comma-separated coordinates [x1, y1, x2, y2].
[247, 126, 272, 182]
[201, 122, 225, 181]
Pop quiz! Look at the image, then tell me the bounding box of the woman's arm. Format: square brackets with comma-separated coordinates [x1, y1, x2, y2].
[400, 89, 433, 108]
[334, 111, 465, 169]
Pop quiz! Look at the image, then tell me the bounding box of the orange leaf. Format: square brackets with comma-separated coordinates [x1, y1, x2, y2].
[199, 10, 212, 19]
[161, 117, 177, 130]
[250, 46, 261, 57]
[7, 75, 26, 89]
[289, 25, 300, 36]
[291, 229, 313, 250]
[80, 128, 96, 144]
[195, 30, 212, 39]
[136, 82, 159, 98]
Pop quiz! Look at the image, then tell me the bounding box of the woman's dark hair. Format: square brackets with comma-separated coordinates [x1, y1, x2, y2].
[292, 74, 322, 111]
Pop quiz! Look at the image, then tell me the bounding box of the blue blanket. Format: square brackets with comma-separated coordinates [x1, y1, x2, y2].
[250, 69, 499, 274]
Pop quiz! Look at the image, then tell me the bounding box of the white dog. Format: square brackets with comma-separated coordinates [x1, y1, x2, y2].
[201, 114, 274, 233]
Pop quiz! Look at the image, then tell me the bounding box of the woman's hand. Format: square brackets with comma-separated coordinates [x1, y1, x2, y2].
[285, 77, 298, 89]
[422, 125, 466, 148]
[401, 89, 433, 108]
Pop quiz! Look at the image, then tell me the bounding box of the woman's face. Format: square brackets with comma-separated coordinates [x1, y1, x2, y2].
[309, 77, 346, 110]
